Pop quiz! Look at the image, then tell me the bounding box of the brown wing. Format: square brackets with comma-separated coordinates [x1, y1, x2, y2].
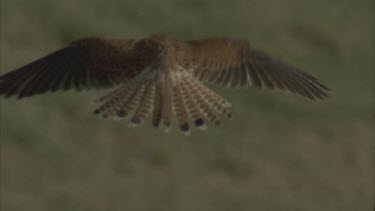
[0, 37, 137, 98]
[188, 38, 329, 100]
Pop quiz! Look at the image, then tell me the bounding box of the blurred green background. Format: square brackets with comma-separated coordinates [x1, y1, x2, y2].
[1, 0, 373, 210]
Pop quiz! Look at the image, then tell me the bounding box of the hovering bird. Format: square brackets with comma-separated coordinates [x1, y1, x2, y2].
[0, 34, 329, 134]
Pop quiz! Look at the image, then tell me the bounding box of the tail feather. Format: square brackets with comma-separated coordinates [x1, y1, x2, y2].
[189, 77, 231, 118]
[182, 76, 221, 126]
[172, 81, 190, 134]
[130, 80, 155, 125]
[114, 81, 145, 119]
[161, 73, 173, 129]
[179, 78, 206, 129]
[152, 81, 163, 127]
[184, 76, 231, 119]
[94, 81, 132, 104]
[94, 80, 143, 118]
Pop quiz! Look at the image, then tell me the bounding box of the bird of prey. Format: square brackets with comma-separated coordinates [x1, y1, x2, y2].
[0, 34, 329, 134]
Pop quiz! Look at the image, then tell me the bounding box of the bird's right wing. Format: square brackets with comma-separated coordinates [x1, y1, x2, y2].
[187, 38, 329, 100]
[0, 37, 137, 98]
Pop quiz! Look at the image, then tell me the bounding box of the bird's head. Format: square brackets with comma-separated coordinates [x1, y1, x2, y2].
[147, 34, 177, 54]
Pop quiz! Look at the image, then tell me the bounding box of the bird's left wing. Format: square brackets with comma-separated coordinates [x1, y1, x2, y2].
[187, 38, 329, 100]
[0, 37, 137, 98]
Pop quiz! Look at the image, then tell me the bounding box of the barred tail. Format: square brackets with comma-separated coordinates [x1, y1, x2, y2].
[93, 79, 145, 119]
[130, 80, 154, 125]
[171, 72, 232, 133]
[93, 70, 232, 134]
[172, 80, 190, 134]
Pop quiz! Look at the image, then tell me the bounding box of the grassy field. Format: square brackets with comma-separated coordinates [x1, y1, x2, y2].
[1, 0, 374, 210]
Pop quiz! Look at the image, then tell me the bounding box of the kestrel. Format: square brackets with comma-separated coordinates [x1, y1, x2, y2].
[0, 34, 329, 134]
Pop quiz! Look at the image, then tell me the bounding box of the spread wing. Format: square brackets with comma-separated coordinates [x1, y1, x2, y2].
[188, 38, 329, 100]
[0, 37, 137, 98]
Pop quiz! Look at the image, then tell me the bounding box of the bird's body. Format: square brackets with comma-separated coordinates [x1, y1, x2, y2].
[0, 34, 329, 134]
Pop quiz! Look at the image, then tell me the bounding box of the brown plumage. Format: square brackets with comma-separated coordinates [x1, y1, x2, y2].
[0, 34, 329, 134]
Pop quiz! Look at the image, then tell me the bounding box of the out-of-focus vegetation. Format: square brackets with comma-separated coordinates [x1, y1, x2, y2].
[1, 0, 373, 210]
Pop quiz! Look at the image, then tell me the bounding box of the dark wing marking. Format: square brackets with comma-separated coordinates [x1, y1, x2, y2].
[0, 37, 136, 98]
